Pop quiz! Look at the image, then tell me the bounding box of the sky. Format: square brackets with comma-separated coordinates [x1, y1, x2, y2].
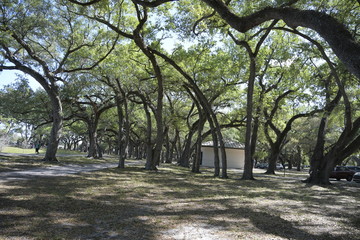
[0, 32, 194, 92]
[0, 70, 42, 90]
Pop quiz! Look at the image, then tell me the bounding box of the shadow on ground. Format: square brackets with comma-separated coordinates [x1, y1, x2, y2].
[0, 164, 359, 239]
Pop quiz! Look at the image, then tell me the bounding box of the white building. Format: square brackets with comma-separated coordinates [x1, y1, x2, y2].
[201, 141, 245, 169]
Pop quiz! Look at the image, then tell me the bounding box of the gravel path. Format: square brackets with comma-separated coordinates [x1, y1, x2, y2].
[0, 163, 118, 183]
[0, 154, 141, 183]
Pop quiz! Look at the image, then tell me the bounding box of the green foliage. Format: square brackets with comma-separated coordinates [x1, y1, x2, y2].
[0, 78, 50, 126]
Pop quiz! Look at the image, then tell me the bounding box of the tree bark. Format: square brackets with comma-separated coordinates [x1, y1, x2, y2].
[178, 120, 200, 167]
[166, 129, 179, 163]
[296, 146, 302, 171]
[87, 121, 99, 158]
[117, 96, 126, 168]
[143, 101, 155, 170]
[192, 110, 205, 173]
[43, 92, 63, 162]
[242, 55, 256, 180]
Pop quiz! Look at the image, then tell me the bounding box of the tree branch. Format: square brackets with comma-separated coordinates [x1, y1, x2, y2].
[192, 11, 216, 36]
[0, 65, 17, 71]
[67, 0, 102, 6]
[132, 0, 178, 7]
[61, 34, 120, 73]
[201, 1, 360, 79]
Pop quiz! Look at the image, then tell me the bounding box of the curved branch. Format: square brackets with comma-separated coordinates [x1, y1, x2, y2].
[192, 11, 216, 36]
[0, 46, 51, 92]
[9, 32, 54, 79]
[0, 65, 17, 71]
[201, 1, 360, 79]
[61, 34, 120, 73]
[132, 0, 178, 7]
[67, 0, 102, 6]
[88, 16, 134, 39]
[274, 26, 353, 131]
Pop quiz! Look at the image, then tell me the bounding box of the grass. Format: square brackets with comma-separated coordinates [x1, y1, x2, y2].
[0, 155, 359, 240]
[2, 146, 84, 155]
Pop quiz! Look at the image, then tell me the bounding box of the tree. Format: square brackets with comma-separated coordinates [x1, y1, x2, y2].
[69, 1, 167, 169]
[64, 77, 115, 158]
[262, 89, 321, 174]
[0, 79, 53, 147]
[274, 23, 358, 184]
[0, 0, 117, 161]
[60, 122, 87, 151]
[151, 46, 234, 178]
[304, 70, 360, 184]
[202, 0, 360, 182]
[99, 75, 131, 168]
[201, 0, 360, 79]
[228, 20, 278, 179]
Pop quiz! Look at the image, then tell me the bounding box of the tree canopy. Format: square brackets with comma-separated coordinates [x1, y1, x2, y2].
[1, 0, 359, 184]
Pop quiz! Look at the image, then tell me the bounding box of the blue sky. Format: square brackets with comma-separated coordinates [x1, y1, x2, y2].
[0, 70, 42, 90]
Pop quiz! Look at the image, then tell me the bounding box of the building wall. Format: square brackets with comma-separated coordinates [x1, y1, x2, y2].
[201, 147, 245, 169]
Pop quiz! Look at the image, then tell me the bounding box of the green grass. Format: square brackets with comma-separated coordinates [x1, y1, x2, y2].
[1, 146, 85, 155]
[2, 146, 46, 154]
[0, 157, 359, 240]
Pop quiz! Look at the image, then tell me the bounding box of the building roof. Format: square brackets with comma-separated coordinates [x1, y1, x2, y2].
[201, 140, 245, 149]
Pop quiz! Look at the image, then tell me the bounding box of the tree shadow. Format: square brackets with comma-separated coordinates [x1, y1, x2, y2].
[0, 172, 159, 239]
[0, 164, 359, 240]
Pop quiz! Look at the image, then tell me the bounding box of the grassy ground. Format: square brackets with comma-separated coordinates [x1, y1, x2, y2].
[1, 146, 88, 155]
[0, 155, 359, 240]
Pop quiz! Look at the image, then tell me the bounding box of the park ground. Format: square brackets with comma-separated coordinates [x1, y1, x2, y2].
[0, 147, 359, 240]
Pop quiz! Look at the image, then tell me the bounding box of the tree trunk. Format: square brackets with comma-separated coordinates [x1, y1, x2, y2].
[296, 145, 302, 171]
[167, 129, 179, 163]
[157, 126, 168, 165]
[304, 92, 341, 183]
[192, 138, 202, 173]
[117, 97, 126, 168]
[287, 159, 293, 170]
[43, 93, 63, 162]
[218, 133, 228, 178]
[150, 49, 226, 177]
[178, 120, 201, 167]
[143, 104, 156, 170]
[242, 52, 256, 180]
[97, 143, 103, 158]
[250, 114, 260, 166]
[192, 115, 204, 173]
[133, 26, 164, 171]
[191, 103, 206, 173]
[305, 116, 331, 184]
[265, 148, 279, 175]
[305, 119, 360, 184]
[306, 152, 335, 185]
[87, 122, 98, 158]
[164, 128, 170, 163]
[178, 135, 192, 167]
